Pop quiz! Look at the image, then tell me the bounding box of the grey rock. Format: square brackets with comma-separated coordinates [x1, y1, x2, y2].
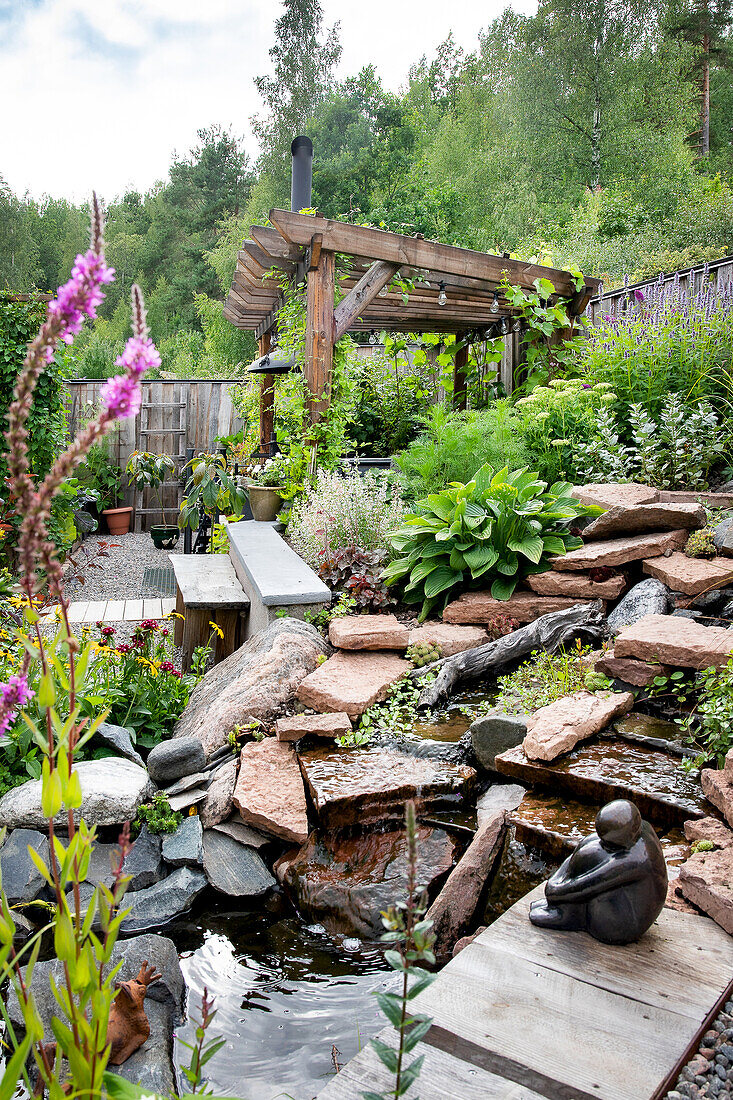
[173, 618, 329, 754]
[0, 828, 49, 903]
[0, 759, 154, 829]
[120, 867, 208, 932]
[606, 578, 671, 633]
[212, 817, 270, 849]
[122, 826, 164, 891]
[115, 999, 176, 1096]
[162, 815, 204, 867]
[674, 609, 702, 619]
[722, 600, 733, 621]
[95, 722, 144, 767]
[400, 730, 474, 767]
[477, 784, 526, 825]
[147, 736, 205, 785]
[202, 829, 275, 896]
[167, 787, 208, 812]
[199, 758, 238, 829]
[470, 711, 528, 771]
[12, 912, 35, 946]
[691, 587, 733, 614]
[714, 518, 733, 558]
[163, 771, 211, 797]
[80, 840, 122, 889]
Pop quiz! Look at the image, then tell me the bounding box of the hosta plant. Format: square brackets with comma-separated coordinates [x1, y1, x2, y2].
[383, 464, 596, 620]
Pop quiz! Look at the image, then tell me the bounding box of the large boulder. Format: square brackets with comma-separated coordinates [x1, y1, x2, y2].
[0, 829, 49, 903]
[173, 618, 329, 754]
[606, 578, 671, 633]
[0, 759, 154, 830]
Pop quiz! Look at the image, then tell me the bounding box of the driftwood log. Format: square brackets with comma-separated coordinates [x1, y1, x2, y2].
[413, 600, 605, 709]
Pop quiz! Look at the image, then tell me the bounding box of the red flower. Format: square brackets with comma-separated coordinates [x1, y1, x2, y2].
[101, 626, 115, 636]
[117, 644, 131, 654]
[161, 627, 169, 637]
[140, 618, 159, 631]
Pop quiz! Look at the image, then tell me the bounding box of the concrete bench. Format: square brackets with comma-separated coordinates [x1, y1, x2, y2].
[169, 554, 250, 670]
[227, 520, 330, 637]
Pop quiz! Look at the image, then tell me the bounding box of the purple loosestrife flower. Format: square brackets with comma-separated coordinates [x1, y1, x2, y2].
[633, 289, 645, 303]
[100, 374, 143, 419]
[0, 674, 34, 739]
[47, 249, 115, 358]
[116, 335, 161, 379]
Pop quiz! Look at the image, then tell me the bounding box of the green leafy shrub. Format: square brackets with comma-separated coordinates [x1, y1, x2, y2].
[179, 452, 247, 530]
[384, 464, 593, 619]
[677, 657, 733, 768]
[513, 379, 617, 483]
[394, 404, 529, 500]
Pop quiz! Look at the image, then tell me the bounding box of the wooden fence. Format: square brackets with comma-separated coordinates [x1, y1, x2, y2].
[586, 256, 732, 323]
[64, 379, 243, 529]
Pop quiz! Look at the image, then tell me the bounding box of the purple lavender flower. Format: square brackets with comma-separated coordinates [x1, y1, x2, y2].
[100, 374, 142, 419]
[0, 674, 34, 739]
[47, 249, 115, 353]
[633, 289, 645, 303]
[115, 335, 161, 379]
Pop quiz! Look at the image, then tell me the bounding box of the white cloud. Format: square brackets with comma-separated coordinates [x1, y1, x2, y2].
[0, 0, 533, 202]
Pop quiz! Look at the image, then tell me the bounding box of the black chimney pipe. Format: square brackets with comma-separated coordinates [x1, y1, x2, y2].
[291, 136, 313, 213]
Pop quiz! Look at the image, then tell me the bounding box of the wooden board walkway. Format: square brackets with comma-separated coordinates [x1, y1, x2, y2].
[41, 598, 176, 624]
[317, 883, 733, 1100]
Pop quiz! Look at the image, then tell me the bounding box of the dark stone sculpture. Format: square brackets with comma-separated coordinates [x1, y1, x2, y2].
[529, 799, 668, 945]
[108, 960, 161, 1064]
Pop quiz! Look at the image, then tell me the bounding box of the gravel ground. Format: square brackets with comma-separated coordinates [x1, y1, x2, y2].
[667, 1001, 733, 1098]
[63, 532, 182, 602]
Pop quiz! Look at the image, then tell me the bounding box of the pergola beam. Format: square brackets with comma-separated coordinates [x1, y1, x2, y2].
[333, 261, 400, 341]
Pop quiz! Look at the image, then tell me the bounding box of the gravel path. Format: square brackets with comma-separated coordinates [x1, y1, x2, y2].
[63, 532, 182, 602]
[667, 1000, 733, 1098]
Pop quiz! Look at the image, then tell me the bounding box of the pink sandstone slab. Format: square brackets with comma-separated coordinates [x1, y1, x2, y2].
[522, 690, 634, 762]
[296, 650, 411, 718]
[582, 502, 706, 540]
[408, 623, 488, 656]
[659, 490, 733, 509]
[233, 739, 309, 844]
[527, 570, 627, 599]
[443, 591, 594, 625]
[678, 846, 733, 934]
[615, 614, 733, 670]
[643, 552, 733, 596]
[684, 817, 733, 849]
[275, 712, 352, 742]
[551, 530, 688, 571]
[594, 648, 671, 687]
[571, 482, 659, 509]
[700, 753, 733, 828]
[329, 614, 409, 651]
[665, 880, 700, 914]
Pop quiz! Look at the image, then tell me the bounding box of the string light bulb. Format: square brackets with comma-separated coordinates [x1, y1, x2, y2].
[438, 281, 447, 307]
[369, 329, 378, 345]
[491, 290, 500, 313]
[378, 284, 389, 297]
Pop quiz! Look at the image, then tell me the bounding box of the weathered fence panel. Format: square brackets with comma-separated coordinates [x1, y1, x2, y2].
[586, 256, 733, 323]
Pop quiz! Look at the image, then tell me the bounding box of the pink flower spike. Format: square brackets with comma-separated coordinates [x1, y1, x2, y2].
[115, 335, 160, 379]
[100, 374, 142, 420]
[0, 673, 34, 739]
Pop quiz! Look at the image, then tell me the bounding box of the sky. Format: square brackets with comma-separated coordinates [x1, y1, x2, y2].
[0, 0, 531, 204]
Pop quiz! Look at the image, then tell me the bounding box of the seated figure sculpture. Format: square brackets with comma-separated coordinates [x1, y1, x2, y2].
[529, 799, 668, 945]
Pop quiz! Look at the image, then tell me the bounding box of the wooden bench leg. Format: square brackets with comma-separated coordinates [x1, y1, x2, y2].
[174, 587, 185, 647]
[215, 609, 239, 663]
[181, 608, 210, 672]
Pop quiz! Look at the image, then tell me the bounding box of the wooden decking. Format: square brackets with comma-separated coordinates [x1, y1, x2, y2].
[317, 883, 733, 1100]
[41, 598, 176, 624]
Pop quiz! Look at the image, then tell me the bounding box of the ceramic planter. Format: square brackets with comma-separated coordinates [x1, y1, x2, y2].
[102, 506, 133, 535]
[150, 524, 180, 550]
[246, 483, 285, 523]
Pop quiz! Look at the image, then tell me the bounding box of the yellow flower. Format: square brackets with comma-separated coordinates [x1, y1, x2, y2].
[170, 612, 185, 621]
[209, 621, 224, 640]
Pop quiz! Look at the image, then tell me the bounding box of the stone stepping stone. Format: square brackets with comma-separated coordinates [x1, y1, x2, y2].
[202, 829, 275, 897]
[211, 817, 270, 849]
[407, 623, 488, 656]
[162, 815, 203, 867]
[522, 690, 634, 762]
[571, 482, 659, 508]
[276, 825, 458, 938]
[0, 829, 49, 904]
[595, 648, 672, 687]
[0, 758, 154, 829]
[120, 867, 208, 933]
[551, 529, 688, 571]
[527, 571, 627, 599]
[582, 502, 706, 540]
[615, 613, 733, 670]
[233, 739, 309, 843]
[167, 787, 208, 812]
[643, 552, 733, 596]
[275, 712, 352, 742]
[329, 614, 409, 651]
[296, 650, 411, 718]
[298, 746, 475, 829]
[678, 846, 733, 933]
[495, 737, 708, 826]
[443, 591, 593, 625]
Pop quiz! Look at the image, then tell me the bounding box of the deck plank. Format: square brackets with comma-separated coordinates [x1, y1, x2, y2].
[123, 599, 144, 621]
[104, 600, 126, 622]
[142, 598, 163, 620]
[67, 602, 89, 624]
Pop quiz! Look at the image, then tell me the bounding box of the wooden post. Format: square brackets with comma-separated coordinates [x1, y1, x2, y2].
[304, 248, 335, 427]
[454, 332, 468, 411]
[258, 331, 274, 455]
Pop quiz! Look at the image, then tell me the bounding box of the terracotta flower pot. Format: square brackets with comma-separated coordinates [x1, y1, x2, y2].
[246, 483, 284, 523]
[102, 506, 133, 535]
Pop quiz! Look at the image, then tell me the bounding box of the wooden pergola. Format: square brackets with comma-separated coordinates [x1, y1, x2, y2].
[224, 210, 600, 449]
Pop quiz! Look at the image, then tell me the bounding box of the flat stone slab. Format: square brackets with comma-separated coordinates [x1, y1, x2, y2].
[443, 591, 592, 624]
[643, 552, 733, 596]
[329, 614, 409, 651]
[276, 712, 352, 742]
[202, 829, 275, 897]
[408, 623, 488, 656]
[615, 613, 733, 670]
[120, 867, 208, 932]
[700, 761, 733, 828]
[595, 649, 671, 687]
[0, 758, 155, 829]
[211, 816, 270, 849]
[0, 828, 49, 903]
[527, 571, 627, 599]
[684, 817, 733, 849]
[571, 482, 659, 508]
[678, 847, 733, 934]
[582, 502, 706, 540]
[296, 650, 411, 718]
[551, 530, 688, 571]
[523, 690, 634, 762]
[299, 746, 476, 828]
[476, 784, 526, 825]
[162, 815, 204, 867]
[495, 738, 707, 826]
[233, 738, 309, 843]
